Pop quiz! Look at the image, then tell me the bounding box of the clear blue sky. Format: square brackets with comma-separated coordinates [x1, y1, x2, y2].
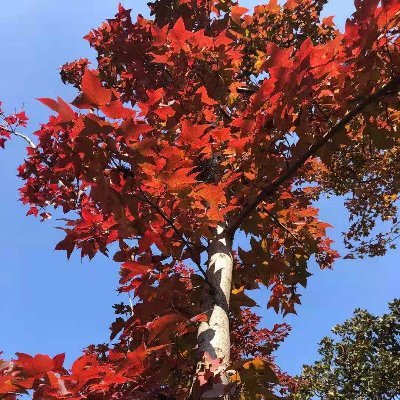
[0, 0, 399, 378]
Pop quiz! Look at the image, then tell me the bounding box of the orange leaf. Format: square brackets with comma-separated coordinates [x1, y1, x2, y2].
[38, 97, 75, 122]
[81, 69, 112, 106]
[14, 353, 54, 378]
[231, 6, 249, 23]
[147, 313, 186, 343]
[121, 261, 149, 277]
[101, 100, 133, 119]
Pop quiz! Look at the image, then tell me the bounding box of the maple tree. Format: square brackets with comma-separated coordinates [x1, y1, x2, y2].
[0, 0, 400, 398]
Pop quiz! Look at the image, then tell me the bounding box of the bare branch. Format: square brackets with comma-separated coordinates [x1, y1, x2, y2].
[0, 124, 36, 148]
[236, 86, 257, 94]
[13, 131, 37, 149]
[227, 75, 400, 236]
[128, 293, 134, 317]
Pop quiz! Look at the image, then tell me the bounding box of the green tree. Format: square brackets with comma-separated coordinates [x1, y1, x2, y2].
[295, 300, 400, 400]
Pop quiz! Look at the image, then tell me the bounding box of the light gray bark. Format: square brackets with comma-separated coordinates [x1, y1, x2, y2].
[197, 225, 234, 398]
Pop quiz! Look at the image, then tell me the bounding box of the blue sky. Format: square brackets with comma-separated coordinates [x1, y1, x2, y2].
[0, 0, 399, 378]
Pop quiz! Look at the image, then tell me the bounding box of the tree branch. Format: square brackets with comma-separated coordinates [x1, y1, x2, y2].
[264, 208, 309, 252]
[13, 131, 37, 149]
[136, 188, 209, 281]
[227, 75, 400, 236]
[110, 162, 210, 281]
[0, 124, 36, 149]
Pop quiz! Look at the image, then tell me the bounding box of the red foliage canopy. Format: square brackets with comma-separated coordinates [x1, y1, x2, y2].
[1, 0, 399, 398]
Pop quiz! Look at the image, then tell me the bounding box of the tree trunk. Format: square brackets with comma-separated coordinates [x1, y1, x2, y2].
[196, 225, 234, 398]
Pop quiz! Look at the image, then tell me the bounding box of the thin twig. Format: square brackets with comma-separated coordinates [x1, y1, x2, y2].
[236, 86, 257, 94]
[14, 131, 37, 149]
[0, 124, 36, 149]
[128, 293, 134, 317]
